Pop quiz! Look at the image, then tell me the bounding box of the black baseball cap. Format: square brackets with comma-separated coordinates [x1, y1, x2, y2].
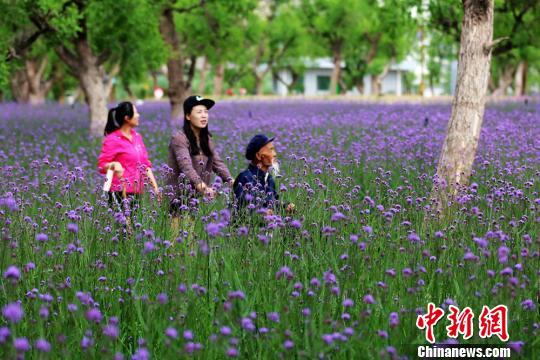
[245, 134, 275, 160]
[183, 95, 215, 116]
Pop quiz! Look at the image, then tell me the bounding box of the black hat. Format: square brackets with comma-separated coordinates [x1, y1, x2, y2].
[245, 134, 275, 161]
[183, 95, 215, 117]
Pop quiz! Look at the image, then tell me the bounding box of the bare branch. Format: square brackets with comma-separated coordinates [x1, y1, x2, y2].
[36, 57, 49, 80]
[203, 3, 219, 33]
[272, 37, 295, 65]
[97, 49, 111, 66]
[186, 55, 197, 88]
[273, 71, 291, 87]
[43, 78, 54, 93]
[364, 33, 381, 63]
[55, 45, 82, 71]
[484, 36, 510, 54]
[253, 41, 266, 74]
[491, 1, 537, 56]
[109, 63, 121, 78]
[104, 63, 120, 95]
[6, 25, 50, 62]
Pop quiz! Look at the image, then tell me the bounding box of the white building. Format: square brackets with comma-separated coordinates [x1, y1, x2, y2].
[273, 56, 457, 96]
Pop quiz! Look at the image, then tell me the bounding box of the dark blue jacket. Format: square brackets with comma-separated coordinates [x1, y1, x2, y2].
[233, 164, 279, 210]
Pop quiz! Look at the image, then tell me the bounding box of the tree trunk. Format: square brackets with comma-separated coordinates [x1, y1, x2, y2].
[151, 72, 158, 89]
[213, 63, 224, 96]
[55, 63, 65, 104]
[123, 82, 135, 102]
[360, 34, 381, 96]
[433, 0, 494, 208]
[255, 75, 264, 96]
[10, 69, 30, 102]
[72, 86, 84, 103]
[487, 74, 496, 93]
[56, 35, 116, 136]
[253, 40, 269, 96]
[373, 63, 391, 96]
[79, 65, 109, 136]
[521, 61, 528, 96]
[159, 8, 190, 124]
[109, 83, 116, 103]
[419, 28, 426, 97]
[338, 78, 348, 94]
[25, 58, 53, 105]
[286, 78, 296, 94]
[254, 65, 271, 95]
[329, 46, 342, 95]
[492, 65, 514, 97]
[197, 57, 209, 94]
[429, 74, 435, 96]
[275, 68, 299, 94]
[514, 61, 527, 96]
[28, 91, 48, 105]
[371, 75, 382, 96]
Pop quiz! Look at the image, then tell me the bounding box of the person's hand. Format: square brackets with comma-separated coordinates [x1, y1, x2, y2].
[286, 203, 295, 213]
[204, 187, 216, 200]
[109, 162, 124, 177]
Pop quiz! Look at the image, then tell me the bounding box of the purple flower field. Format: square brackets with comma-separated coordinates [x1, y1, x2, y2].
[0, 100, 538, 359]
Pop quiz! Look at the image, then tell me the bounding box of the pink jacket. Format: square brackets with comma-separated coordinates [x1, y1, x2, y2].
[97, 129, 152, 194]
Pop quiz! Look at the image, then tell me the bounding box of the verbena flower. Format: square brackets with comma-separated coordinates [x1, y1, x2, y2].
[2, 302, 23, 323]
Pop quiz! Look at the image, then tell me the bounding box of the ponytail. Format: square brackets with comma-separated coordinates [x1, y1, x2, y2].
[104, 101, 135, 135]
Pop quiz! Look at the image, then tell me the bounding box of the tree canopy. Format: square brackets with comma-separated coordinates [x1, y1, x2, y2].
[0, 0, 538, 112]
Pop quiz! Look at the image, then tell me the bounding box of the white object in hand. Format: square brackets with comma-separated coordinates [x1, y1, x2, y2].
[270, 160, 280, 177]
[103, 169, 114, 192]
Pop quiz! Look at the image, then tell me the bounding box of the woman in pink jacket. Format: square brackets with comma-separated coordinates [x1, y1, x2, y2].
[98, 102, 159, 208]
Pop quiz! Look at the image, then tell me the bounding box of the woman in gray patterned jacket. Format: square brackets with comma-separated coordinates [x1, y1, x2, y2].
[167, 95, 233, 224]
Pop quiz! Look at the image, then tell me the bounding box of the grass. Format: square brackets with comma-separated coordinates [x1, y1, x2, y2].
[0, 100, 538, 359]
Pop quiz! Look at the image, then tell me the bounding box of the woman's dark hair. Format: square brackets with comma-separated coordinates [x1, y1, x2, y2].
[183, 117, 213, 157]
[104, 102, 134, 135]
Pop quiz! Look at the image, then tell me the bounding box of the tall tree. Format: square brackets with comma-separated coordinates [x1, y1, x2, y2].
[2, 0, 165, 136]
[157, 0, 204, 122]
[301, 0, 365, 95]
[7, 37, 65, 104]
[433, 0, 494, 208]
[9, 55, 55, 104]
[156, 0, 254, 118]
[197, 0, 257, 96]
[429, 0, 540, 96]
[247, 0, 307, 95]
[342, 0, 416, 95]
[491, 0, 540, 95]
[426, 31, 458, 95]
[0, 0, 53, 98]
